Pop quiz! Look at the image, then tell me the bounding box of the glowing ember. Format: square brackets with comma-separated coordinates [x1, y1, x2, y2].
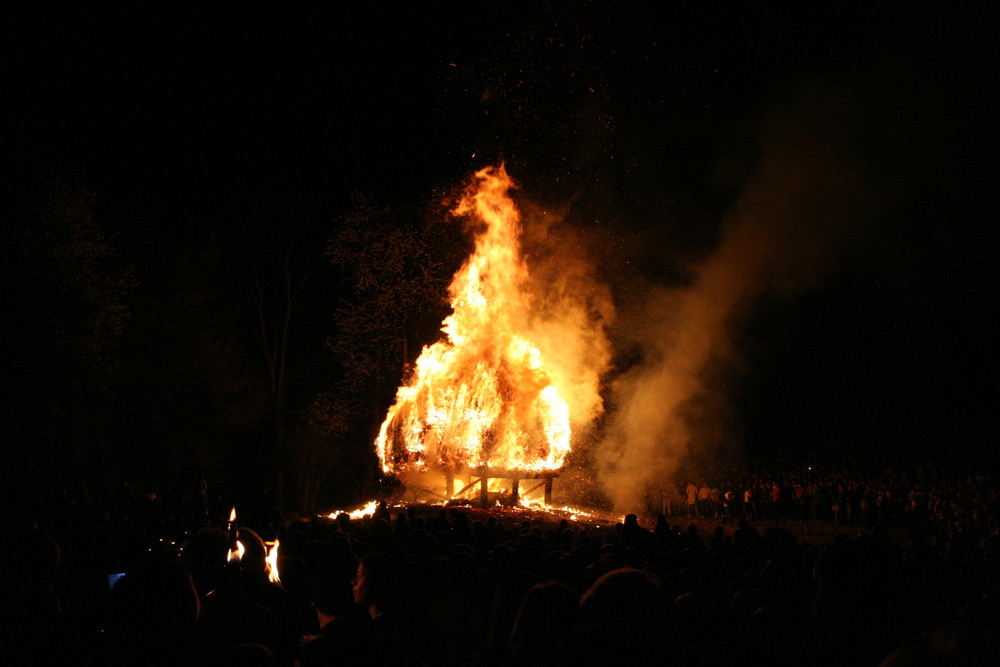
[518, 495, 599, 520]
[375, 166, 571, 481]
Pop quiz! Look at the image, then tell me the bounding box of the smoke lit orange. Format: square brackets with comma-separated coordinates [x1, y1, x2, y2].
[375, 166, 571, 481]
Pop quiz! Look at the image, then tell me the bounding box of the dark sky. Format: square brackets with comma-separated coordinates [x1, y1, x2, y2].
[7, 3, 998, 461]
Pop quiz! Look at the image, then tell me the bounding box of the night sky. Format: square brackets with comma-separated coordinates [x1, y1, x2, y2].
[6, 3, 999, 501]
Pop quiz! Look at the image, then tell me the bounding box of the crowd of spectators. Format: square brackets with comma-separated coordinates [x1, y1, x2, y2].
[2, 454, 998, 665]
[667, 456, 1000, 545]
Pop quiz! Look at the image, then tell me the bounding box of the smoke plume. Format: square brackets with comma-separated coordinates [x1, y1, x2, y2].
[595, 81, 870, 512]
[519, 200, 616, 437]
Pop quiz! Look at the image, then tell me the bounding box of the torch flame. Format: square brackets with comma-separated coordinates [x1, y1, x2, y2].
[227, 540, 245, 563]
[375, 165, 571, 480]
[229, 507, 236, 522]
[265, 540, 280, 584]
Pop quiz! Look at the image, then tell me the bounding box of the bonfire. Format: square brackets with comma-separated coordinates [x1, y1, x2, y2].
[375, 165, 571, 504]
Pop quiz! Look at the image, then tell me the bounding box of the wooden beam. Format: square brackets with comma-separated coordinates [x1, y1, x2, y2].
[523, 480, 546, 497]
[453, 477, 482, 498]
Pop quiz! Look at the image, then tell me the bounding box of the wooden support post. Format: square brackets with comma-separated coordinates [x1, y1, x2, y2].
[445, 470, 455, 499]
[544, 476, 554, 505]
[510, 478, 520, 506]
[480, 477, 488, 507]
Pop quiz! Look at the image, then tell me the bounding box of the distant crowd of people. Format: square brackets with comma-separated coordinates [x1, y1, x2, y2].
[667, 456, 1000, 543]
[2, 454, 998, 665]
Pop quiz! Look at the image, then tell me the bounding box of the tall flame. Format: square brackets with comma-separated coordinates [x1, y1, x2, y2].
[376, 166, 571, 477]
[265, 540, 280, 584]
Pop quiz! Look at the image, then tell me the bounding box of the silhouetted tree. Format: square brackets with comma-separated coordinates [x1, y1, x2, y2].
[315, 193, 465, 498]
[117, 233, 268, 494]
[5, 174, 133, 496]
[242, 224, 320, 510]
[296, 393, 351, 511]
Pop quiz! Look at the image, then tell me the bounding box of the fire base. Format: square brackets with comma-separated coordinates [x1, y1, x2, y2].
[445, 467, 559, 507]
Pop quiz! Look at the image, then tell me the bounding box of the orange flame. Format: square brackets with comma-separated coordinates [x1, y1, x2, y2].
[227, 540, 245, 563]
[326, 500, 378, 520]
[376, 166, 571, 479]
[265, 540, 280, 584]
